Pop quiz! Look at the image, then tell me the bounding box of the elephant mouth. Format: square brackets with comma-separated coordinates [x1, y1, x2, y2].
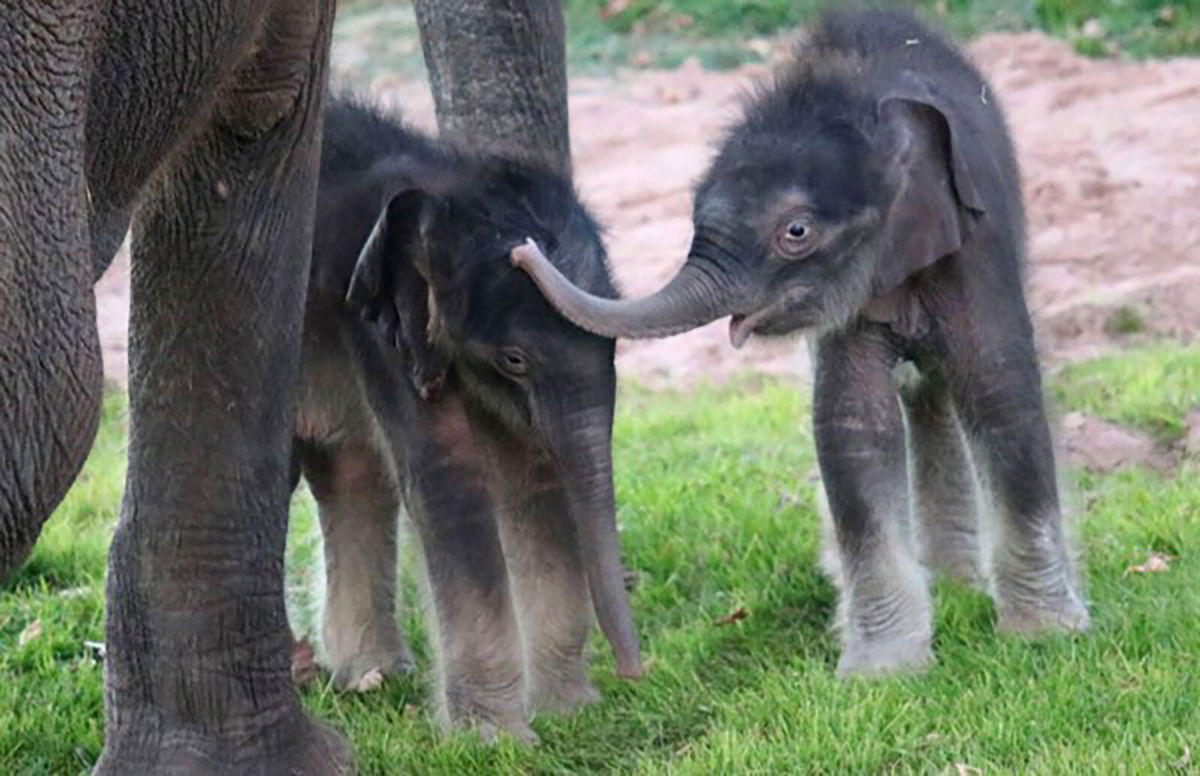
[728, 311, 766, 349]
[728, 294, 817, 349]
[727, 299, 791, 349]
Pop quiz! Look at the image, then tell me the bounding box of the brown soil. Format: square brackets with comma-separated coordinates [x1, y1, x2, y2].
[96, 32, 1200, 389]
[1059, 411, 1177, 475]
[95, 32, 1199, 469]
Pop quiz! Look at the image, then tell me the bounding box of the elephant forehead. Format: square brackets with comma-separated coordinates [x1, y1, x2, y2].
[707, 123, 883, 222]
[466, 250, 616, 327]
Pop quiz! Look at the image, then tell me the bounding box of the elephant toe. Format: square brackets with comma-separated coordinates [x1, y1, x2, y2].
[330, 650, 415, 692]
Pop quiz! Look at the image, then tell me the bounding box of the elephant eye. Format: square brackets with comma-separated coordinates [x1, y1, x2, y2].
[495, 346, 530, 377]
[777, 218, 819, 259]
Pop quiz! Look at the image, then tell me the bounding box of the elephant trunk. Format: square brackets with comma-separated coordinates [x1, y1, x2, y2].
[559, 401, 642, 679]
[511, 239, 738, 340]
[0, 131, 104, 582]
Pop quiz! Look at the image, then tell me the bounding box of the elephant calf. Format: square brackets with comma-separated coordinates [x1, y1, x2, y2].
[292, 98, 640, 742]
[514, 10, 1088, 676]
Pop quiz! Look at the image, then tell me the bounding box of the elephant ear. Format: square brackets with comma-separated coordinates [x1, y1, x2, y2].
[872, 72, 986, 297]
[346, 189, 451, 400]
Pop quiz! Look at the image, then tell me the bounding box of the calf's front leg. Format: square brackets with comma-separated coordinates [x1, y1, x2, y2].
[813, 328, 933, 677]
[486, 445, 597, 715]
[401, 394, 534, 743]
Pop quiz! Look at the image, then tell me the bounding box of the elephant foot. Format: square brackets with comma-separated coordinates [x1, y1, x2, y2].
[329, 647, 415, 693]
[836, 632, 934, 679]
[476, 717, 540, 747]
[441, 680, 539, 746]
[94, 711, 353, 775]
[528, 669, 600, 715]
[923, 534, 983, 588]
[834, 578, 934, 679]
[996, 594, 1090, 637]
[993, 558, 1089, 636]
[831, 547, 935, 679]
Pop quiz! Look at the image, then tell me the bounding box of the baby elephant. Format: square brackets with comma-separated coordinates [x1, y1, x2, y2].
[292, 98, 640, 742]
[514, 10, 1088, 676]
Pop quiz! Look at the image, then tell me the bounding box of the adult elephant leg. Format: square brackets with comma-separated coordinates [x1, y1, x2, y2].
[0, 5, 104, 584]
[413, 0, 570, 174]
[812, 327, 933, 678]
[402, 393, 533, 744]
[94, 1, 350, 772]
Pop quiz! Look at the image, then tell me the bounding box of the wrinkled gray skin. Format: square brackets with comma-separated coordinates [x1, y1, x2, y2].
[0, 0, 575, 770]
[515, 10, 1089, 677]
[293, 99, 639, 744]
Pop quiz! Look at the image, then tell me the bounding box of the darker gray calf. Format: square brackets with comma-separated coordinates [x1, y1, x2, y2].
[292, 99, 639, 741]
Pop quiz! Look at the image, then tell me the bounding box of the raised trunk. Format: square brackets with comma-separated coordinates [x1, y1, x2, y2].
[512, 240, 738, 339]
[413, 0, 571, 176]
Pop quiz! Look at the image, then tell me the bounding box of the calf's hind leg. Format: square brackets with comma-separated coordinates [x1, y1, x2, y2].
[899, 366, 983, 585]
[302, 440, 413, 691]
[943, 305, 1088, 635]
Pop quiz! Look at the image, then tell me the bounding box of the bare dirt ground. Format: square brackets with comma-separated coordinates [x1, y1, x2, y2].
[94, 31, 1199, 465]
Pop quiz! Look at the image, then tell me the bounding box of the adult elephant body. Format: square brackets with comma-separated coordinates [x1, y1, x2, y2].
[0, 0, 574, 771]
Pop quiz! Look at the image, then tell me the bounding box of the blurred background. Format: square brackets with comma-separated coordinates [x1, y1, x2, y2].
[103, 0, 1200, 389]
[334, 0, 1200, 77]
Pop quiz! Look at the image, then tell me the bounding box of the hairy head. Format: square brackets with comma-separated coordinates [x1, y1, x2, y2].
[511, 9, 1007, 350]
[326, 98, 640, 677]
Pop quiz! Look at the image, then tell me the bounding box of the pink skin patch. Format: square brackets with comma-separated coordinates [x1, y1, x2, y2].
[291, 637, 319, 686]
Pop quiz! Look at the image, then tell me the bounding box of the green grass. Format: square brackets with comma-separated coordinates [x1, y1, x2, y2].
[334, 0, 1200, 80]
[1036, 0, 1200, 58]
[1052, 343, 1200, 443]
[0, 392, 124, 773]
[2, 345, 1198, 774]
[562, 0, 1200, 67]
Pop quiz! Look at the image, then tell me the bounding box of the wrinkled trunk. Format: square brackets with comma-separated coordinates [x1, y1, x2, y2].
[0, 16, 104, 583]
[413, 0, 571, 176]
[554, 400, 642, 678]
[0, 274, 100, 583]
[513, 240, 740, 340]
